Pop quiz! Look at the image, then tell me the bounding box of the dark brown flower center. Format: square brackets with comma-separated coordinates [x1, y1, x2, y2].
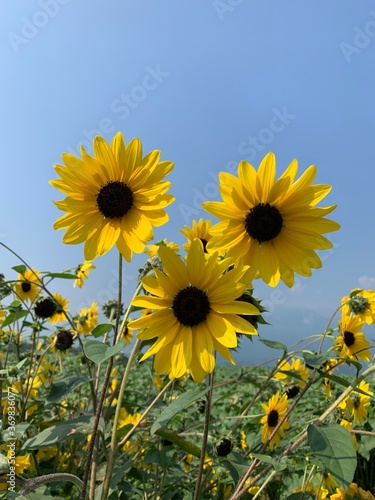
[216, 438, 233, 457]
[200, 238, 208, 253]
[245, 203, 283, 244]
[55, 330, 74, 351]
[172, 286, 210, 326]
[96, 181, 134, 219]
[34, 298, 57, 318]
[343, 330, 355, 347]
[267, 409, 279, 427]
[21, 281, 31, 293]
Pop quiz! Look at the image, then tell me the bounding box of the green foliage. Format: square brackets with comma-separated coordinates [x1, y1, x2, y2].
[1, 254, 375, 499]
[307, 424, 357, 489]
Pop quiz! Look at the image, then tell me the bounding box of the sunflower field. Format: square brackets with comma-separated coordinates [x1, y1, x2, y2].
[1, 134, 375, 499]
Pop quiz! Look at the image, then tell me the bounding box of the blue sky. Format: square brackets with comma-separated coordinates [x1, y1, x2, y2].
[1, 1, 374, 364]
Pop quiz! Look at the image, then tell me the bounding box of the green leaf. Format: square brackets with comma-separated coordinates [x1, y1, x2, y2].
[258, 338, 287, 352]
[150, 387, 210, 435]
[302, 351, 331, 368]
[12, 265, 27, 274]
[83, 339, 126, 364]
[22, 415, 94, 450]
[42, 272, 77, 279]
[307, 424, 357, 489]
[251, 452, 288, 472]
[1, 309, 29, 327]
[46, 373, 92, 403]
[221, 452, 250, 482]
[91, 323, 113, 338]
[0, 453, 9, 474]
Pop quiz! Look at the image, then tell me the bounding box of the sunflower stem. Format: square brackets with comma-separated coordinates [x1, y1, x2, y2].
[81, 252, 124, 500]
[193, 369, 215, 500]
[100, 280, 143, 500]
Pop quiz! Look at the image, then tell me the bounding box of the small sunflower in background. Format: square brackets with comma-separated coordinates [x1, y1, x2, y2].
[50, 132, 174, 261]
[14, 268, 42, 302]
[145, 239, 180, 258]
[48, 293, 70, 325]
[274, 357, 309, 388]
[120, 323, 133, 346]
[73, 260, 96, 288]
[129, 239, 259, 382]
[179, 218, 214, 254]
[51, 329, 77, 353]
[0, 302, 6, 324]
[203, 153, 340, 287]
[341, 288, 375, 325]
[76, 302, 99, 335]
[333, 314, 371, 362]
[338, 380, 373, 424]
[260, 391, 290, 450]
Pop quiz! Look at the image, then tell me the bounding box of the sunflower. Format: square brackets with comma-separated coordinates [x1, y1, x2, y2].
[338, 380, 373, 424]
[50, 132, 174, 261]
[202, 153, 340, 287]
[14, 268, 41, 302]
[120, 323, 133, 346]
[333, 314, 371, 362]
[340, 419, 358, 450]
[73, 261, 96, 288]
[179, 218, 215, 255]
[49, 293, 70, 325]
[260, 391, 290, 450]
[0, 303, 6, 324]
[51, 329, 76, 353]
[145, 239, 180, 257]
[341, 288, 375, 325]
[128, 239, 259, 382]
[347, 483, 375, 499]
[274, 357, 309, 388]
[76, 302, 99, 335]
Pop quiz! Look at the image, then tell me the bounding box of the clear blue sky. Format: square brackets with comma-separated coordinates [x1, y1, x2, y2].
[1, 1, 374, 363]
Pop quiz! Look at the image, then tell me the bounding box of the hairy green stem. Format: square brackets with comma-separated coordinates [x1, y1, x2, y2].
[193, 369, 215, 500]
[100, 280, 143, 500]
[81, 253, 124, 499]
[19, 473, 83, 495]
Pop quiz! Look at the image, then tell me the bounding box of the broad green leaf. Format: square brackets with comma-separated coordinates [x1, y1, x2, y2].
[307, 424, 356, 489]
[258, 338, 287, 352]
[252, 452, 288, 472]
[221, 452, 250, 482]
[302, 351, 331, 368]
[1, 309, 29, 327]
[12, 265, 27, 274]
[22, 415, 94, 450]
[91, 323, 113, 338]
[46, 373, 92, 403]
[83, 339, 126, 364]
[151, 387, 210, 435]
